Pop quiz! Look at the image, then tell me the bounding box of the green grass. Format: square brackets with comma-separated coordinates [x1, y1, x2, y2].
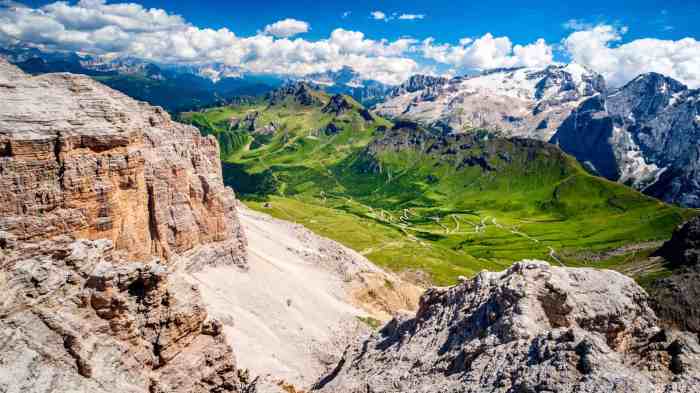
[186, 93, 695, 286]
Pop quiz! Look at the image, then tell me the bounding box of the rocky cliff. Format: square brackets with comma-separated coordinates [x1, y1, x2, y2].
[0, 59, 251, 392]
[650, 217, 700, 334]
[552, 73, 700, 206]
[315, 261, 700, 393]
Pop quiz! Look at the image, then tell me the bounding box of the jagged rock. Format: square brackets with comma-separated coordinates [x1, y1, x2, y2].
[657, 216, 700, 267]
[650, 217, 700, 334]
[0, 59, 252, 393]
[0, 237, 254, 393]
[377, 64, 604, 140]
[267, 82, 321, 106]
[315, 261, 700, 392]
[389, 74, 449, 97]
[322, 94, 353, 116]
[0, 58, 246, 266]
[551, 73, 700, 206]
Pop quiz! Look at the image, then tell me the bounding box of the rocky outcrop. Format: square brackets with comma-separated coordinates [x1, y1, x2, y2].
[0, 236, 253, 393]
[322, 94, 354, 116]
[315, 261, 700, 392]
[267, 82, 321, 107]
[657, 216, 700, 267]
[0, 59, 251, 392]
[650, 217, 700, 334]
[0, 59, 246, 265]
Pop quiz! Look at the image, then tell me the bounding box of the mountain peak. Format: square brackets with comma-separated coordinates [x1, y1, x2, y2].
[267, 81, 324, 106]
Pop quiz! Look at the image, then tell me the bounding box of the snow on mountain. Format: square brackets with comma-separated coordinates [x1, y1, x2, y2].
[376, 64, 606, 139]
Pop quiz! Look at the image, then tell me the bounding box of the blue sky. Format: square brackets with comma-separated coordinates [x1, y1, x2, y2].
[22, 0, 700, 44]
[4, 0, 700, 86]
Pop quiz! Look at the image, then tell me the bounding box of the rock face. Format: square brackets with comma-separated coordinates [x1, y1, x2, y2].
[322, 94, 354, 116]
[267, 82, 322, 106]
[315, 261, 700, 393]
[650, 217, 700, 334]
[552, 73, 700, 206]
[376, 64, 605, 139]
[388, 74, 449, 97]
[0, 59, 251, 392]
[0, 59, 246, 264]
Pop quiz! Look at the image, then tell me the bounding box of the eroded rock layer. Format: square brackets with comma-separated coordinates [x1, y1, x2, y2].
[316, 261, 700, 393]
[0, 60, 251, 392]
[0, 59, 245, 264]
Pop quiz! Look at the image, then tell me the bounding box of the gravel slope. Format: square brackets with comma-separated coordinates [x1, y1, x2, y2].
[184, 205, 421, 392]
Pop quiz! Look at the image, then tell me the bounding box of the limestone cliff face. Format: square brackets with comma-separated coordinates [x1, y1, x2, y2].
[0, 58, 245, 264]
[0, 60, 251, 392]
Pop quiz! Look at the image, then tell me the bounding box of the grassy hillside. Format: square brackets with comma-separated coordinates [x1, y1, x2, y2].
[182, 88, 693, 285]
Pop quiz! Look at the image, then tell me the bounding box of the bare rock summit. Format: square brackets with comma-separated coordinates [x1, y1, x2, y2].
[315, 260, 700, 393]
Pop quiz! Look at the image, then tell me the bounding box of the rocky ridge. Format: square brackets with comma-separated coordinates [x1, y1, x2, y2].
[376, 64, 605, 139]
[0, 59, 251, 392]
[316, 261, 700, 393]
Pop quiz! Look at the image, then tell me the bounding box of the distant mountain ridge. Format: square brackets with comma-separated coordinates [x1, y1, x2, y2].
[0, 46, 283, 112]
[298, 66, 394, 106]
[378, 64, 700, 207]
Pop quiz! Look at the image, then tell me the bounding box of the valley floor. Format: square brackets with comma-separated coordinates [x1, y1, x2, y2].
[183, 206, 421, 392]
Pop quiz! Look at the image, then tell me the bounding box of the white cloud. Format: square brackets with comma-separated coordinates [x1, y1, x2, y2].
[563, 24, 700, 88]
[420, 33, 553, 71]
[341, 11, 351, 19]
[0, 1, 422, 84]
[370, 11, 387, 21]
[398, 14, 424, 20]
[262, 18, 309, 38]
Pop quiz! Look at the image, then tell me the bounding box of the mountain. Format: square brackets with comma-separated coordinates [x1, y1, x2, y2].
[376, 64, 605, 138]
[0, 58, 252, 392]
[182, 83, 691, 285]
[551, 73, 700, 207]
[300, 66, 394, 106]
[316, 260, 700, 392]
[379, 65, 700, 208]
[0, 46, 283, 112]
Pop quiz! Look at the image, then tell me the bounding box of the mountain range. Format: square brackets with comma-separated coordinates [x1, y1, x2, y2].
[0, 46, 284, 112]
[378, 65, 700, 207]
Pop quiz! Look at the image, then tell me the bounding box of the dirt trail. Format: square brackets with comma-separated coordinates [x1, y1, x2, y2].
[184, 206, 422, 392]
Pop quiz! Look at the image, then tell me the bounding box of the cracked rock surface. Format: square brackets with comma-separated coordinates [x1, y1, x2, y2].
[315, 261, 700, 393]
[0, 60, 252, 393]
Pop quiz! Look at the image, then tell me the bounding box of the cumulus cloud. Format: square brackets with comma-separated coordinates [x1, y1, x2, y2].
[0, 1, 424, 84]
[398, 14, 424, 20]
[420, 33, 553, 71]
[263, 18, 309, 38]
[563, 24, 700, 88]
